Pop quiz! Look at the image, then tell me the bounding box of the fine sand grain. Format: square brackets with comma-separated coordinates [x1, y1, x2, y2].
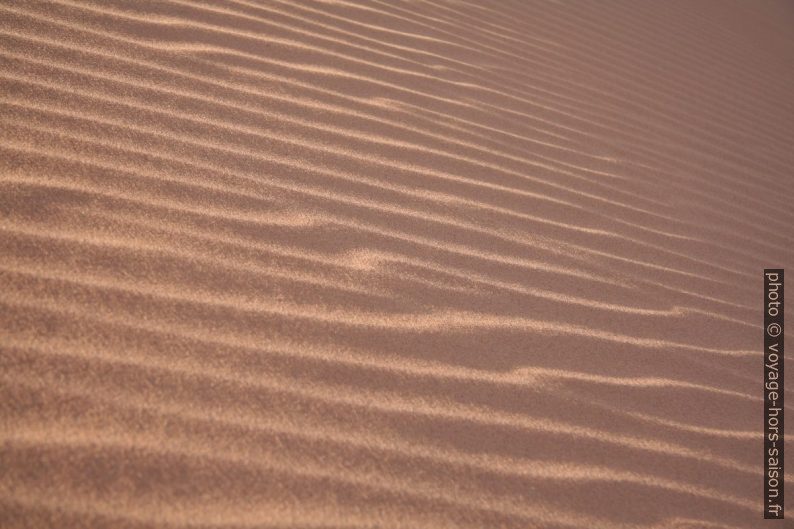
[1, 1, 793, 528]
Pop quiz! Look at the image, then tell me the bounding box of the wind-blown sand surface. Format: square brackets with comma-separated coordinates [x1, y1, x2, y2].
[1, 0, 793, 527]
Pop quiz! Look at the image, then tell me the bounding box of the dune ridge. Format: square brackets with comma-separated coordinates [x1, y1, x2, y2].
[1, 0, 793, 527]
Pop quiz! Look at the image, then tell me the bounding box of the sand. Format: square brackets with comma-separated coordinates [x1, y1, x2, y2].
[1, 0, 793, 527]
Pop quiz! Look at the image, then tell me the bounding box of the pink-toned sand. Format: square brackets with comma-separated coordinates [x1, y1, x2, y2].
[1, 1, 793, 527]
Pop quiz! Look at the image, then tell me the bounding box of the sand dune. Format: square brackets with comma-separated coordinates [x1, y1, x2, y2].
[1, 0, 793, 527]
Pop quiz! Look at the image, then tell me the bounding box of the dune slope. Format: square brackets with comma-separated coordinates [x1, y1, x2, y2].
[1, 1, 793, 527]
